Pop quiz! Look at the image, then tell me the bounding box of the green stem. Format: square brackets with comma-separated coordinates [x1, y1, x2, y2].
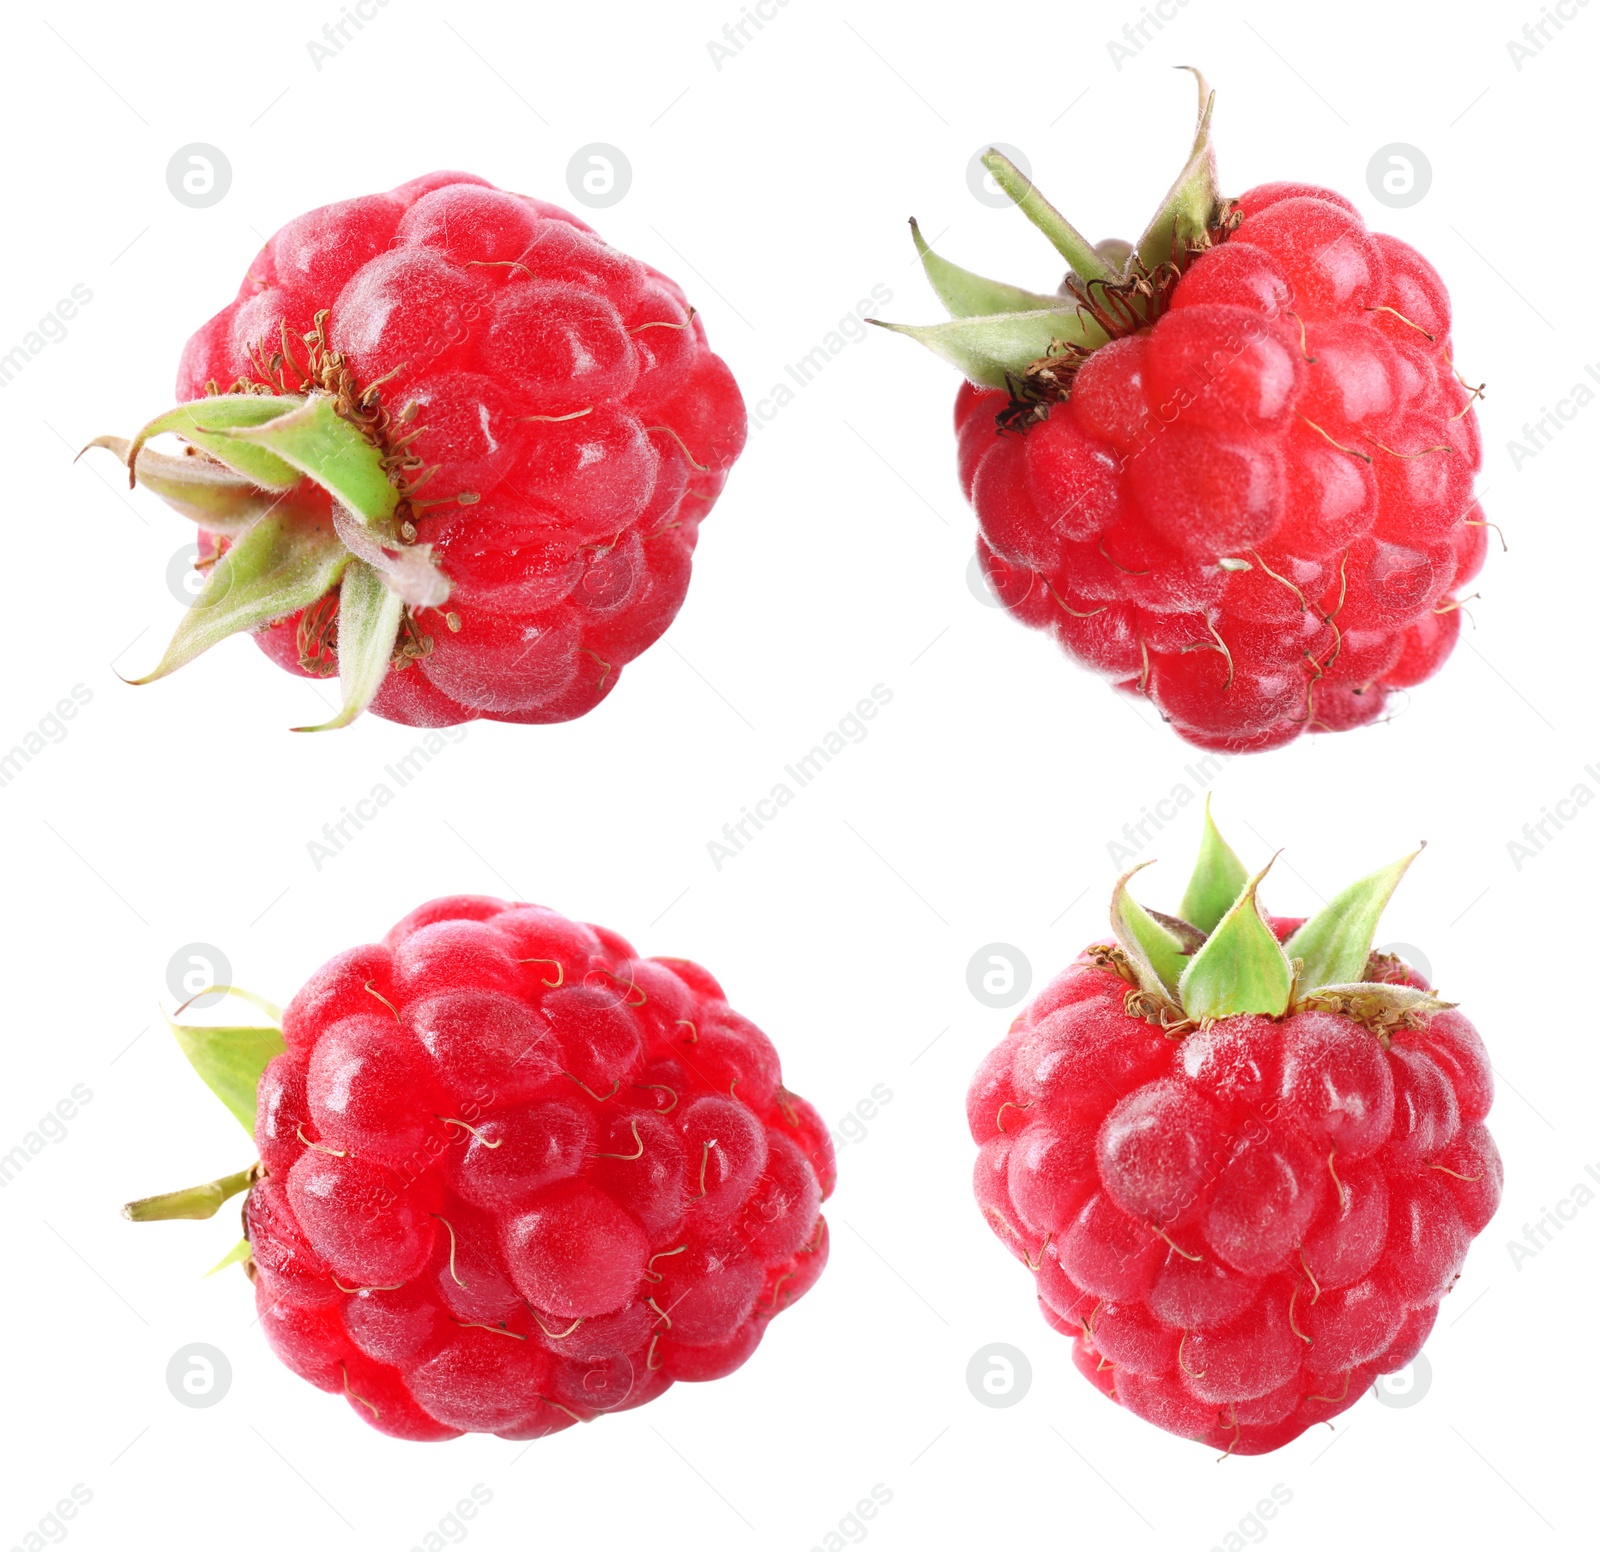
[123, 1166, 256, 1222]
[981, 151, 1116, 284]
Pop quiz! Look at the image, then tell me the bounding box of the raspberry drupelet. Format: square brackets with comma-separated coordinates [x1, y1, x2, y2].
[127, 896, 833, 1441]
[92, 172, 746, 730]
[884, 78, 1487, 752]
[968, 806, 1500, 1453]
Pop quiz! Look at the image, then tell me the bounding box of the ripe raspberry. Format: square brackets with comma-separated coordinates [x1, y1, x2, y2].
[885, 78, 1486, 752]
[126, 896, 832, 1441]
[91, 172, 745, 730]
[968, 806, 1500, 1454]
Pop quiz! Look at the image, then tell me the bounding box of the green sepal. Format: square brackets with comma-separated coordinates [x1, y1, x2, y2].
[228, 392, 449, 607]
[1295, 982, 1455, 1025]
[1178, 860, 1293, 1019]
[869, 308, 1102, 390]
[294, 559, 405, 732]
[1178, 795, 1249, 935]
[128, 396, 307, 491]
[227, 391, 398, 525]
[129, 505, 349, 684]
[981, 150, 1116, 284]
[909, 219, 1062, 318]
[166, 1017, 285, 1135]
[1284, 848, 1423, 995]
[83, 437, 281, 535]
[205, 1237, 253, 1277]
[329, 505, 451, 609]
[1110, 863, 1189, 998]
[1134, 68, 1225, 274]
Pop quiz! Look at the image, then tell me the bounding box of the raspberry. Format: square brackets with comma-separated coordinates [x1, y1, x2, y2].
[968, 806, 1499, 1454]
[882, 77, 1487, 751]
[125, 896, 832, 1441]
[91, 173, 745, 731]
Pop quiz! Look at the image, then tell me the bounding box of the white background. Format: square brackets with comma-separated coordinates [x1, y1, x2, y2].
[1, 1, 1594, 1548]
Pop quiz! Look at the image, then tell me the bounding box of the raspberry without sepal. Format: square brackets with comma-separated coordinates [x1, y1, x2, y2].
[126, 896, 832, 1441]
[967, 803, 1500, 1454]
[881, 76, 1487, 751]
[88, 173, 745, 730]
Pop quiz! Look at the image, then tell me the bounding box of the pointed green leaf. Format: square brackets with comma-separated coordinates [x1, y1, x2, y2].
[123, 1166, 257, 1221]
[1110, 863, 1189, 996]
[1178, 859, 1293, 1019]
[166, 1018, 284, 1134]
[205, 1237, 253, 1277]
[83, 437, 281, 534]
[129, 396, 308, 491]
[981, 150, 1117, 283]
[869, 308, 1103, 389]
[130, 505, 348, 684]
[294, 559, 403, 732]
[1179, 795, 1249, 934]
[1135, 68, 1224, 274]
[1284, 849, 1423, 994]
[228, 391, 398, 524]
[909, 219, 1062, 318]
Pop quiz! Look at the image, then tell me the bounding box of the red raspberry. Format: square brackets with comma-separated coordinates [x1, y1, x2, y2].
[886, 81, 1486, 752]
[126, 896, 832, 1441]
[968, 807, 1500, 1454]
[92, 173, 745, 730]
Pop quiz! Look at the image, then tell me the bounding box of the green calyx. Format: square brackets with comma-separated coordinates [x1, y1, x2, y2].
[85, 353, 467, 729]
[121, 987, 282, 1257]
[873, 68, 1232, 393]
[1102, 799, 1451, 1032]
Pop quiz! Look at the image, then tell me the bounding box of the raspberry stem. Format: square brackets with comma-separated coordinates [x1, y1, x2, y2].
[122, 1165, 257, 1222]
